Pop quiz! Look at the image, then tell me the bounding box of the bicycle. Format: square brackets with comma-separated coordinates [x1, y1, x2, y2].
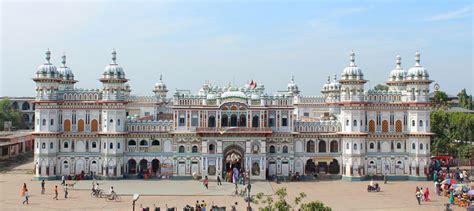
[90, 189, 106, 198]
[105, 192, 121, 202]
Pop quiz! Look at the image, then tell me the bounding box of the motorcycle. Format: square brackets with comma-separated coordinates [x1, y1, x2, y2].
[367, 183, 381, 192]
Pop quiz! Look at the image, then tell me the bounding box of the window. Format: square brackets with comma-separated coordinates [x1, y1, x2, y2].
[208, 116, 216, 127]
[346, 143, 349, 150]
[396, 142, 402, 149]
[412, 143, 416, 150]
[128, 140, 136, 146]
[252, 115, 259, 128]
[109, 142, 113, 149]
[117, 142, 121, 149]
[152, 140, 160, 146]
[208, 144, 215, 154]
[330, 141, 338, 152]
[282, 116, 288, 127]
[353, 143, 357, 150]
[140, 140, 148, 146]
[353, 120, 357, 126]
[178, 145, 185, 153]
[318, 141, 326, 153]
[369, 142, 375, 149]
[42, 119, 46, 126]
[419, 120, 423, 127]
[50, 142, 53, 149]
[36, 142, 38, 148]
[221, 115, 228, 127]
[282, 145, 288, 153]
[103, 142, 106, 149]
[110, 119, 113, 123]
[50, 119, 54, 125]
[419, 143, 423, 150]
[64, 141, 69, 148]
[42, 142, 46, 149]
[269, 117, 275, 127]
[412, 120, 415, 127]
[191, 115, 198, 127]
[144, 112, 150, 116]
[306, 141, 315, 153]
[303, 112, 309, 117]
[346, 120, 349, 126]
[377, 142, 381, 150]
[192, 145, 198, 153]
[269, 145, 276, 153]
[118, 119, 121, 126]
[391, 142, 394, 151]
[92, 142, 97, 148]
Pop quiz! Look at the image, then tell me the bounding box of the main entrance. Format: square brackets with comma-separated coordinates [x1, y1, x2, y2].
[223, 145, 244, 182]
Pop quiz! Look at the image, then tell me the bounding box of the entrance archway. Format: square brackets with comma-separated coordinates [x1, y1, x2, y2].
[128, 159, 137, 174]
[139, 159, 148, 174]
[223, 145, 244, 182]
[151, 159, 160, 174]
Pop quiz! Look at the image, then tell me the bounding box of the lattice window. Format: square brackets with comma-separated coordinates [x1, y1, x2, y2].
[369, 120, 375, 132]
[382, 120, 389, 132]
[395, 120, 402, 132]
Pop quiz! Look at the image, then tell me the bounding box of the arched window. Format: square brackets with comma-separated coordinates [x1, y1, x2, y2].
[369, 120, 375, 132]
[282, 145, 288, 153]
[41, 142, 46, 149]
[353, 120, 357, 126]
[419, 143, 423, 150]
[208, 116, 216, 127]
[50, 119, 54, 125]
[318, 141, 326, 153]
[42, 119, 46, 126]
[221, 114, 228, 127]
[22, 102, 30, 110]
[92, 141, 97, 148]
[91, 119, 98, 132]
[140, 140, 148, 146]
[396, 142, 402, 149]
[412, 120, 415, 127]
[346, 143, 349, 149]
[152, 140, 160, 146]
[412, 143, 416, 150]
[192, 145, 198, 153]
[269, 145, 276, 153]
[330, 141, 338, 152]
[252, 115, 259, 128]
[64, 141, 69, 148]
[64, 119, 71, 132]
[419, 120, 423, 127]
[306, 140, 315, 153]
[118, 119, 121, 126]
[353, 143, 357, 150]
[208, 144, 215, 154]
[178, 145, 185, 153]
[128, 140, 136, 146]
[50, 142, 53, 149]
[382, 120, 388, 132]
[396, 120, 402, 132]
[239, 114, 246, 127]
[230, 114, 238, 127]
[117, 142, 121, 149]
[369, 142, 374, 149]
[109, 142, 113, 149]
[78, 119, 85, 132]
[346, 120, 349, 126]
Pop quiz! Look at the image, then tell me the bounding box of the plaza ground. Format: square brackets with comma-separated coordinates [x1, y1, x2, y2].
[0, 161, 466, 211]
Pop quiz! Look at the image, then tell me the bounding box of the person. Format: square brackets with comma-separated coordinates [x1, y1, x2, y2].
[424, 187, 430, 201]
[231, 202, 238, 211]
[201, 200, 207, 211]
[53, 185, 58, 200]
[195, 200, 201, 210]
[203, 176, 209, 189]
[217, 174, 222, 186]
[21, 183, 27, 197]
[109, 186, 115, 197]
[369, 179, 374, 188]
[41, 180, 45, 194]
[415, 188, 422, 205]
[449, 189, 454, 204]
[61, 175, 66, 186]
[64, 185, 68, 199]
[434, 181, 439, 195]
[22, 188, 29, 205]
[419, 187, 424, 201]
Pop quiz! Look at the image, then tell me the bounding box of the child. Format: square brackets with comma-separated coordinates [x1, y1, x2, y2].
[203, 176, 209, 189]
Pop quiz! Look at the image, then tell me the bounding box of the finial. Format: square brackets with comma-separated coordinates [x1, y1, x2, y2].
[396, 55, 401, 69]
[350, 50, 355, 66]
[333, 74, 337, 82]
[327, 75, 330, 83]
[111, 49, 117, 64]
[415, 51, 420, 66]
[159, 74, 163, 82]
[61, 53, 67, 66]
[45, 48, 51, 63]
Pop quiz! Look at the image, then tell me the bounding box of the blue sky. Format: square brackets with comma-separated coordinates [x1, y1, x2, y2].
[1, 0, 472, 96]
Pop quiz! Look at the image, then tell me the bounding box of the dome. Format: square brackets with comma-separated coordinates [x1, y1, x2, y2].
[103, 49, 126, 79]
[221, 86, 247, 99]
[251, 93, 260, 100]
[206, 93, 217, 100]
[407, 52, 429, 80]
[388, 55, 406, 82]
[287, 75, 300, 94]
[154, 74, 167, 90]
[341, 50, 364, 80]
[58, 54, 74, 81]
[322, 75, 331, 91]
[36, 49, 59, 78]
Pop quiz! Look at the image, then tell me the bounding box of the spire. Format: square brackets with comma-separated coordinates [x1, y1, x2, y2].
[45, 48, 51, 64]
[396, 55, 401, 69]
[349, 50, 356, 66]
[291, 75, 295, 83]
[61, 53, 67, 67]
[415, 51, 421, 66]
[159, 74, 163, 82]
[327, 75, 330, 83]
[333, 74, 337, 82]
[111, 49, 117, 64]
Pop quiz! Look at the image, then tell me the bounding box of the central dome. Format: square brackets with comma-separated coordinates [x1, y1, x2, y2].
[388, 55, 406, 82]
[221, 86, 247, 99]
[36, 49, 59, 79]
[102, 49, 125, 79]
[341, 50, 364, 80]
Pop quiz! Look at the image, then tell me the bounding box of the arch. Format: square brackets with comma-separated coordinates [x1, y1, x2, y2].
[295, 141, 303, 153]
[318, 140, 327, 153]
[151, 140, 160, 146]
[252, 115, 259, 128]
[230, 114, 238, 127]
[419, 120, 423, 127]
[151, 159, 160, 174]
[306, 140, 315, 153]
[49, 142, 54, 149]
[305, 159, 316, 175]
[353, 119, 357, 126]
[128, 159, 137, 174]
[239, 114, 246, 127]
[61, 160, 70, 175]
[221, 114, 228, 127]
[368, 120, 375, 132]
[251, 161, 260, 176]
[419, 143, 423, 150]
[329, 159, 340, 174]
[109, 142, 113, 149]
[396, 142, 402, 149]
[353, 143, 358, 150]
[128, 140, 136, 146]
[42, 119, 46, 126]
[330, 140, 338, 152]
[41, 142, 46, 149]
[382, 120, 388, 132]
[251, 142, 260, 154]
[208, 144, 216, 154]
[78, 119, 85, 132]
[75, 159, 85, 174]
[369, 142, 375, 149]
[178, 145, 185, 153]
[269, 145, 276, 153]
[12, 101, 18, 110]
[91, 119, 98, 132]
[282, 145, 288, 153]
[63, 141, 69, 149]
[139, 159, 148, 174]
[208, 115, 216, 127]
[412, 143, 416, 150]
[139, 140, 148, 146]
[192, 145, 198, 153]
[396, 120, 402, 132]
[163, 140, 172, 152]
[22, 114, 29, 122]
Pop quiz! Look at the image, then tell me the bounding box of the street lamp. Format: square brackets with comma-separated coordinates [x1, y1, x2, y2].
[247, 178, 252, 211]
[132, 194, 140, 211]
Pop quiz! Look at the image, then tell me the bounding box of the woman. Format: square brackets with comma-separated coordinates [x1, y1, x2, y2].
[449, 189, 454, 204]
[203, 176, 209, 189]
[424, 188, 430, 201]
[20, 183, 27, 197]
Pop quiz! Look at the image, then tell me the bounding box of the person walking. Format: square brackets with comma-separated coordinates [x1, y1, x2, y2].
[61, 175, 65, 186]
[21, 183, 27, 197]
[424, 187, 430, 201]
[53, 185, 58, 200]
[203, 176, 209, 189]
[64, 186, 68, 199]
[217, 174, 222, 186]
[22, 188, 29, 205]
[415, 188, 422, 205]
[41, 180, 45, 194]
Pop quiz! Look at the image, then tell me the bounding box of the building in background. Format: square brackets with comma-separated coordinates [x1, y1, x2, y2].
[0, 130, 34, 160]
[31, 49, 433, 181]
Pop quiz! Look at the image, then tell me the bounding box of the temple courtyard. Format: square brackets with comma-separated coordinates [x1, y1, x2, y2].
[0, 161, 465, 211]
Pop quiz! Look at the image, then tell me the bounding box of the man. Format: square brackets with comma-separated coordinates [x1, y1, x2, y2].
[109, 186, 115, 199]
[61, 175, 66, 186]
[53, 185, 58, 200]
[231, 202, 238, 211]
[217, 174, 222, 186]
[415, 188, 422, 205]
[41, 180, 45, 194]
[22, 188, 29, 204]
[201, 200, 207, 211]
[64, 186, 68, 199]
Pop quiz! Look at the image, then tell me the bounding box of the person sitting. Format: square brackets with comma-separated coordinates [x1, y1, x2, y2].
[109, 186, 115, 198]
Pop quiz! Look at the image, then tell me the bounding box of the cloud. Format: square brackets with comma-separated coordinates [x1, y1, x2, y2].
[425, 5, 472, 21]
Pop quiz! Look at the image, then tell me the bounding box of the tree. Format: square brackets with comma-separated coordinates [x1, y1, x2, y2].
[300, 201, 332, 211]
[0, 97, 24, 130]
[457, 89, 473, 110]
[374, 84, 389, 91]
[432, 91, 448, 108]
[253, 188, 330, 211]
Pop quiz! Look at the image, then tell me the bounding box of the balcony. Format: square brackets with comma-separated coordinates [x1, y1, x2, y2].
[196, 127, 273, 134]
[127, 146, 149, 153]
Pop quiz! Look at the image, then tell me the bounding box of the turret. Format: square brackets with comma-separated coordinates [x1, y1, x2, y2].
[153, 74, 168, 98]
[405, 51, 432, 102]
[100, 49, 128, 101]
[33, 49, 61, 101]
[58, 54, 77, 91]
[339, 50, 367, 102]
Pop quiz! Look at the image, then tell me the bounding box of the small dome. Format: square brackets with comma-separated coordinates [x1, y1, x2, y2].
[206, 93, 216, 100]
[388, 55, 406, 81]
[58, 54, 74, 81]
[221, 86, 247, 99]
[407, 51, 429, 80]
[36, 49, 59, 78]
[103, 49, 126, 79]
[251, 93, 260, 100]
[341, 50, 363, 80]
[154, 74, 167, 90]
[287, 75, 300, 94]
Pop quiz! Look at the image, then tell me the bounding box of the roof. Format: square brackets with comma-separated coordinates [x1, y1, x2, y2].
[0, 130, 34, 139]
[447, 107, 474, 113]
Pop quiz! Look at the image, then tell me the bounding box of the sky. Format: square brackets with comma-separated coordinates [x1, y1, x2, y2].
[0, 0, 472, 97]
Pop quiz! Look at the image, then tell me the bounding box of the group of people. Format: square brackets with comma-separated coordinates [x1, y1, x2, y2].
[415, 186, 431, 205]
[20, 179, 68, 205]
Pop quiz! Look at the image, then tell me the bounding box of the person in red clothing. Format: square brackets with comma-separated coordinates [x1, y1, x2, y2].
[203, 176, 209, 189]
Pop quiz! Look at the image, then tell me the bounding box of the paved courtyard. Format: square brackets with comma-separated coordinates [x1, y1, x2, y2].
[0, 161, 467, 211]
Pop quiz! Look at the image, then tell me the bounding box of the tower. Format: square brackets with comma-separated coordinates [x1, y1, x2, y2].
[58, 54, 77, 91]
[386, 55, 406, 93]
[153, 74, 168, 98]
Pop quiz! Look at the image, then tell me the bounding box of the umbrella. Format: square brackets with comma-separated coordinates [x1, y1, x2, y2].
[468, 190, 474, 196]
[441, 179, 457, 185]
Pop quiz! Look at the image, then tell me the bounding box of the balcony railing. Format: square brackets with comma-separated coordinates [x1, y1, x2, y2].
[196, 127, 273, 134]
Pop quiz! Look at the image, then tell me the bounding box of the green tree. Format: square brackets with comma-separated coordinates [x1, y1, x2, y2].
[374, 84, 389, 91]
[300, 201, 332, 211]
[0, 97, 24, 130]
[432, 91, 448, 108]
[457, 89, 473, 110]
[253, 188, 329, 211]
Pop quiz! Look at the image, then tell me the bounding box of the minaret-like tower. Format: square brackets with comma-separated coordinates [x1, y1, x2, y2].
[33, 49, 61, 179]
[405, 52, 433, 180]
[287, 75, 300, 96]
[153, 74, 169, 98]
[338, 50, 368, 180]
[99, 49, 127, 178]
[386, 55, 407, 92]
[58, 54, 77, 91]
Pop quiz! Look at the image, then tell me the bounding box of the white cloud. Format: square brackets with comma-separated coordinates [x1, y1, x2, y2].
[425, 5, 472, 21]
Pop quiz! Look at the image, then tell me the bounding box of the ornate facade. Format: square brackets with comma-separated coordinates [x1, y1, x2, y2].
[33, 49, 433, 181]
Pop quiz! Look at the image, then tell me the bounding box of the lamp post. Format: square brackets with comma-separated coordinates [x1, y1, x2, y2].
[132, 194, 140, 211]
[247, 176, 252, 211]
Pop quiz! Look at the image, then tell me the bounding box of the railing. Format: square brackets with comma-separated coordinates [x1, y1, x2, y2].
[196, 127, 273, 134]
[127, 146, 150, 153]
